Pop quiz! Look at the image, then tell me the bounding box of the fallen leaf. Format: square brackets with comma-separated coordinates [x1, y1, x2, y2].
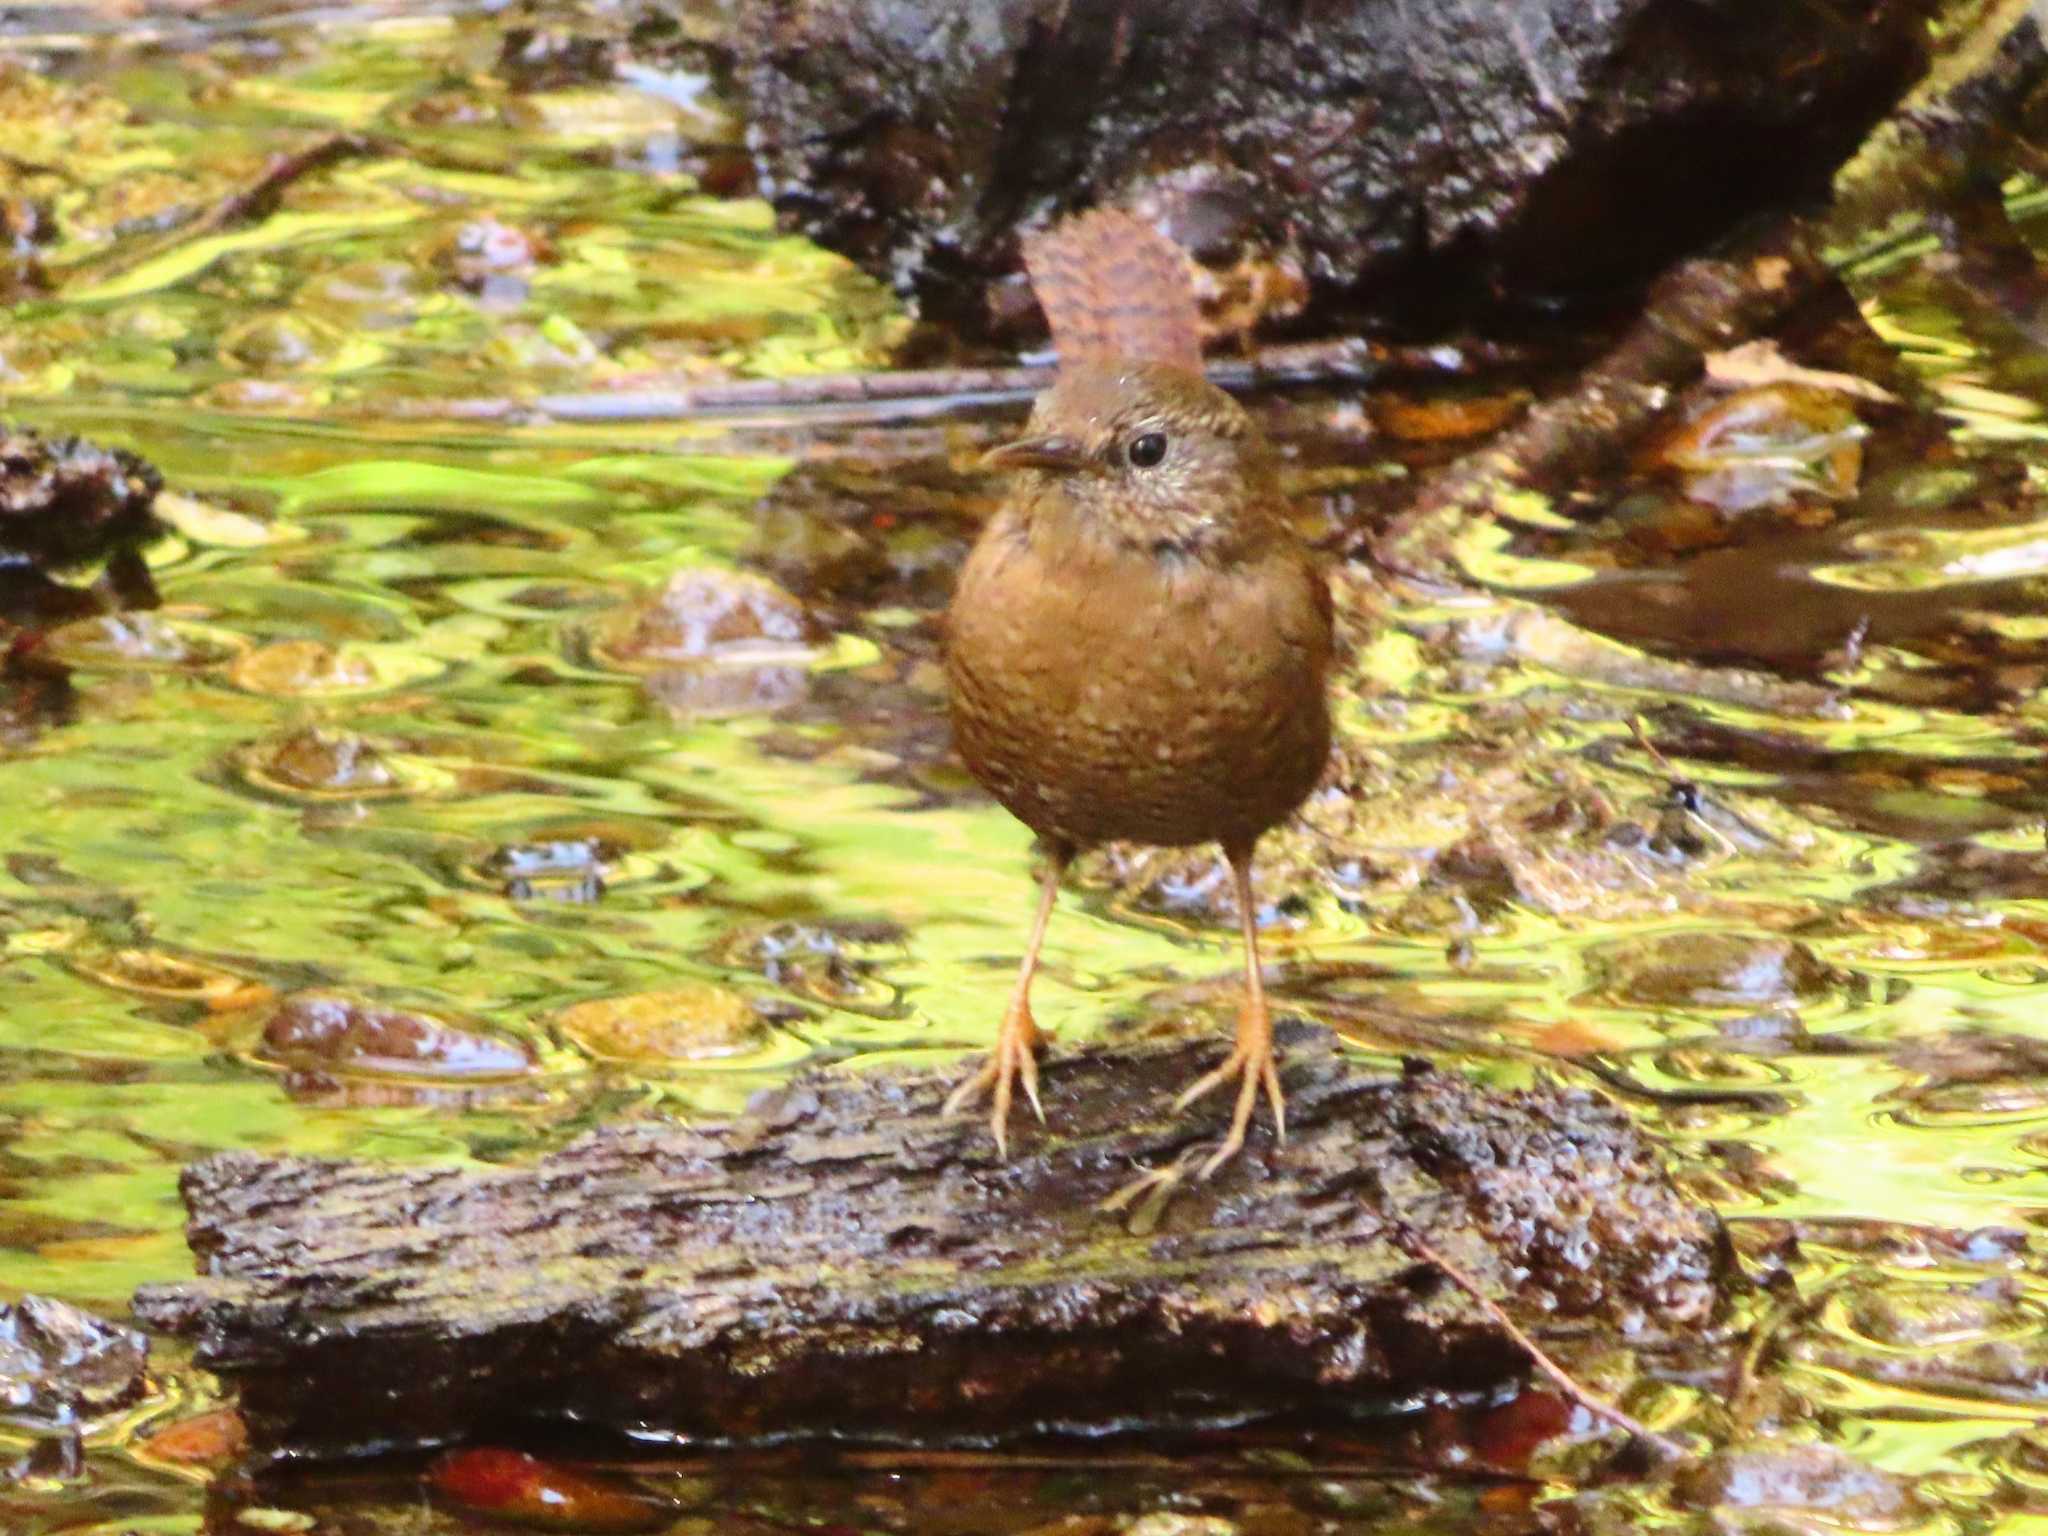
[1704, 339, 1899, 404]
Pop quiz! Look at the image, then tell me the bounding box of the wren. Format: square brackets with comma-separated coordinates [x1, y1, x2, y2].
[942, 209, 1335, 1178]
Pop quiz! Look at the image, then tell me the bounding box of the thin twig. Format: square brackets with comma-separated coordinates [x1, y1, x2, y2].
[355, 334, 1536, 427]
[1391, 1224, 1687, 1462]
[61, 132, 383, 290]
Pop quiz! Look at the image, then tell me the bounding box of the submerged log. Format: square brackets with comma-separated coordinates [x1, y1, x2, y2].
[135, 1024, 1729, 1461]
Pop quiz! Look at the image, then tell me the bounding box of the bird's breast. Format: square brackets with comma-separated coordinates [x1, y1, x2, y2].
[943, 513, 1332, 850]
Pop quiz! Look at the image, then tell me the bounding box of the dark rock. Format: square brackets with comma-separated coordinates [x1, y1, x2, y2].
[0, 426, 163, 573]
[134, 1025, 1729, 1461]
[729, 0, 1933, 336]
[0, 1295, 148, 1426]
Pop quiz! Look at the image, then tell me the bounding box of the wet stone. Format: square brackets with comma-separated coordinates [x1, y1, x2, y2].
[497, 24, 624, 90]
[294, 259, 426, 323]
[44, 612, 218, 668]
[1598, 932, 1835, 1009]
[607, 568, 821, 666]
[0, 425, 163, 571]
[137, 1407, 248, 1466]
[1644, 383, 1867, 513]
[482, 835, 614, 902]
[250, 728, 401, 796]
[219, 313, 331, 373]
[259, 992, 535, 1080]
[134, 1029, 1730, 1458]
[0, 1295, 148, 1426]
[70, 946, 274, 1012]
[726, 0, 1928, 335]
[430, 1448, 665, 1533]
[1671, 1442, 1921, 1522]
[747, 459, 984, 613]
[228, 640, 379, 696]
[1841, 1282, 2016, 1350]
[428, 215, 552, 302]
[555, 982, 764, 1062]
[710, 920, 901, 1009]
[643, 659, 809, 719]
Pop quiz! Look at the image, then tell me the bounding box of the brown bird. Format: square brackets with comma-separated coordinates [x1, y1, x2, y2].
[942, 209, 1334, 1177]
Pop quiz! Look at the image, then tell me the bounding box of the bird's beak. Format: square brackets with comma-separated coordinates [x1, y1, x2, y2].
[982, 434, 1091, 475]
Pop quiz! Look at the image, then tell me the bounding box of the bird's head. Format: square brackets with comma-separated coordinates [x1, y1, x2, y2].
[985, 362, 1276, 561]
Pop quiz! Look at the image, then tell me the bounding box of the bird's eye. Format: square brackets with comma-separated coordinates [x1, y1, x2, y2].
[1125, 432, 1168, 469]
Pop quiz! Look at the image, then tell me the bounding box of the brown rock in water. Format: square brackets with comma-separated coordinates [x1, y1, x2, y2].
[0, 426, 162, 571]
[554, 983, 764, 1063]
[728, 0, 1932, 334]
[1643, 384, 1866, 512]
[607, 568, 821, 665]
[252, 727, 402, 796]
[1672, 1441, 1922, 1521]
[0, 1294, 149, 1425]
[1597, 931, 1836, 1009]
[259, 992, 536, 1080]
[133, 1026, 1730, 1461]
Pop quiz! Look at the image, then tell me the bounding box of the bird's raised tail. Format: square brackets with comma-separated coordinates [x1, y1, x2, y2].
[1023, 208, 1204, 372]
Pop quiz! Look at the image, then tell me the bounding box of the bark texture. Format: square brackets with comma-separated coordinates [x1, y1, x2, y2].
[137, 1025, 1728, 1461]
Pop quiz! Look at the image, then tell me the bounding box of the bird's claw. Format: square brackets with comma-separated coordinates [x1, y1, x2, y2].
[943, 1007, 1045, 1157]
[1170, 1028, 1285, 1182]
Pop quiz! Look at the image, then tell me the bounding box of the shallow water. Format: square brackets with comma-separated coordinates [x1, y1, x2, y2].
[5, 5, 2048, 1533]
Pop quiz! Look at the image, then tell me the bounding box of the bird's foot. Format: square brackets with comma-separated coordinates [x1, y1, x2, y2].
[1169, 1001, 1286, 1181]
[942, 1004, 1047, 1158]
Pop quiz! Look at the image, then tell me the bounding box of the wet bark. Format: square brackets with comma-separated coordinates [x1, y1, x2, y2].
[136, 1025, 1729, 1462]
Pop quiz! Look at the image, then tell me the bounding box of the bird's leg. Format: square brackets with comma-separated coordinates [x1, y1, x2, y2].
[943, 846, 1069, 1156]
[1171, 843, 1285, 1180]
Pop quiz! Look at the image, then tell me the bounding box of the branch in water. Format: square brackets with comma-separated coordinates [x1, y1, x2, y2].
[61, 133, 383, 290]
[357, 336, 1536, 427]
